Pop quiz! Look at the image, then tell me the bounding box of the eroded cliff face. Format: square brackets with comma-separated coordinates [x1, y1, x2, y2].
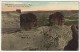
[2, 25, 72, 50]
[2, 12, 20, 28]
[2, 12, 20, 33]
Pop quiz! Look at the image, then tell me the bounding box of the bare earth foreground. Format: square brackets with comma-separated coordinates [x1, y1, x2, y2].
[2, 25, 72, 50]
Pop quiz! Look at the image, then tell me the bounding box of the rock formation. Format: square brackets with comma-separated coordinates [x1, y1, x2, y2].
[49, 12, 64, 26]
[64, 24, 78, 50]
[2, 26, 72, 50]
[16, 9, 21, 13]
[20, 13, 37, 30]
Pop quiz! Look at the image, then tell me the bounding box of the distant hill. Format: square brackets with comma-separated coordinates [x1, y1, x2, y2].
[22, 10, 78, 17]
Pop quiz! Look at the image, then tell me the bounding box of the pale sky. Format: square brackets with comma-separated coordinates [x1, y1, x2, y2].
[2, 1, 79, 11]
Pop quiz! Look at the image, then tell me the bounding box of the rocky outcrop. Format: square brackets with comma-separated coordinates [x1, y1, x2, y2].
[20, 13, 37, 30]
[49, 12, 64, 26]
[2, 12, 20, 33]
[2, 25, 72, 50]
[64, 25, 78, 50]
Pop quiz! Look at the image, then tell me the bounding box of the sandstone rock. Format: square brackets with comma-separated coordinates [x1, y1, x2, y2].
[20, 13, 37, 30]
[2, 12, 20, 34]
[49, 12, 64, 26]
[2, 25, 72, 50]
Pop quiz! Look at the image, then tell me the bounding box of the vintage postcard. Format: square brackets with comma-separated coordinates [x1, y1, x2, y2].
[1, 1, 79, 51]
